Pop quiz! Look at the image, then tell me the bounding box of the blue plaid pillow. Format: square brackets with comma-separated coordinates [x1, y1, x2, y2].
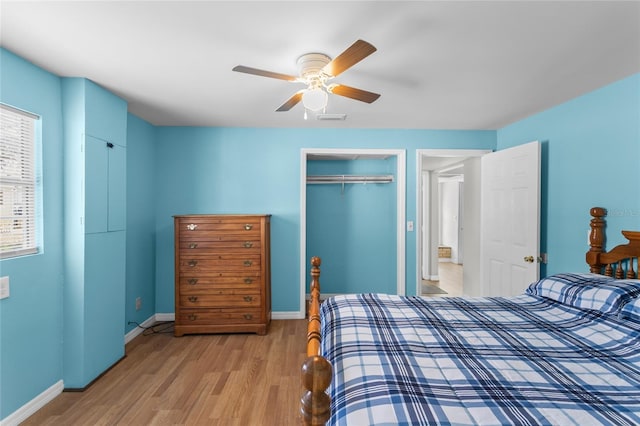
[526, 273, 640, 314]
[620, 297, 640, 322]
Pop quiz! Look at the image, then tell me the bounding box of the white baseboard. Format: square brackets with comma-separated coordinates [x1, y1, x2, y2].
[124, 314, 157, 344]
[272, 311, 305, 320]
[0, 380, 63, 426]
[134, 312, 305, 323]
[155, 313, 175, 322]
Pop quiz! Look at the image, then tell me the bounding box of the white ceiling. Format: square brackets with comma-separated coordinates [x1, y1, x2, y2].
[2, 1, 639, 130]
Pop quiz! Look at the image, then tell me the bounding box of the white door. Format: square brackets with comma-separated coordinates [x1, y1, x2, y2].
[480, 141, 540, 296]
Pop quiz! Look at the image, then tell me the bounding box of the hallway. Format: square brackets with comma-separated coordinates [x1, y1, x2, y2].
[422, 262, 463, 297]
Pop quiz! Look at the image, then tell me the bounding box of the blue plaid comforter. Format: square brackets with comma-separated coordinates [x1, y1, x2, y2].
[320, 293, 640, 425]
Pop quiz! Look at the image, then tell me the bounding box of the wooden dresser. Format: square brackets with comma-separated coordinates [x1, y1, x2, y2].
[174, 214, 271, 336]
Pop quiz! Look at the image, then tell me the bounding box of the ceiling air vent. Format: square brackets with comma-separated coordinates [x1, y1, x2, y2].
[316, 113, 347, 121]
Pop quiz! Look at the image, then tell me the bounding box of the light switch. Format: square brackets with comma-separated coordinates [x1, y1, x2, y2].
[407, 221, 414, 232]
[0, 276, 9, 299]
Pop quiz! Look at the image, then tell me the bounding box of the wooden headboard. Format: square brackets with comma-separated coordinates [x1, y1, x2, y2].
[586, 207, 639, 278]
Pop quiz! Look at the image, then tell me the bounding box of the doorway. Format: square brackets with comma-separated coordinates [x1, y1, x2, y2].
[416, 149, 490, 297]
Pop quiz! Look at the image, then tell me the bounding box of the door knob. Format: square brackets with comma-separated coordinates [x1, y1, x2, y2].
[524, 256, 535, 263]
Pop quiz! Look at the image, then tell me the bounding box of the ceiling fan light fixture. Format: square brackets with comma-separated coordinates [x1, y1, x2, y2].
[302, 87, 328, 111]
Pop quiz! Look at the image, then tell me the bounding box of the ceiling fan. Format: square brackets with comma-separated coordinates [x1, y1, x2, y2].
[232, 39, 380, 115]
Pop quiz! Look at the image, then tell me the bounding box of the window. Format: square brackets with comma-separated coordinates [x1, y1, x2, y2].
[0, 104, 40, 258]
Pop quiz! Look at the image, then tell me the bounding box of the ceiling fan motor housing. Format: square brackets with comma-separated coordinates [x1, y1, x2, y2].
[297, 53, 331, 80]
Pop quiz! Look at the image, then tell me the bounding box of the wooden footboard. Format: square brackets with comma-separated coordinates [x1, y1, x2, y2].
[300, 257, 332, 426]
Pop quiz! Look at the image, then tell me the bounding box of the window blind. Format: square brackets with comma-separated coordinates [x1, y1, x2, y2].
[0, 104, 39, 258]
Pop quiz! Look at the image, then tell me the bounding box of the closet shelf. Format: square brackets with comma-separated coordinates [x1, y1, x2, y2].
[306, 174, 394, 184]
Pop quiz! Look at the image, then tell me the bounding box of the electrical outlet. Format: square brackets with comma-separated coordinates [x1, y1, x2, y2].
[135, 297, 142, 311]
[0, 276, 9, 299]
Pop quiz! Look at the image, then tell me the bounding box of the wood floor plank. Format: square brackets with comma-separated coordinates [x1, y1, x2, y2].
[22, 320, 308, 425]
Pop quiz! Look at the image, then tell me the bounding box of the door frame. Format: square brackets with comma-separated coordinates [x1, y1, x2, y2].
[300, 148, 406, 318]
[416, 149, 491, 297]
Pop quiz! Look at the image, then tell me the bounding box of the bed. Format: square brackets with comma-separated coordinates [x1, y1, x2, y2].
[301, 207, 640, 425]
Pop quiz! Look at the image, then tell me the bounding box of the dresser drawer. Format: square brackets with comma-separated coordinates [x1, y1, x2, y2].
[178, 308, 263, 325]
[177, 218, 262, 235]
[179, 291, 261, 308]
[178, 255, 261, 273]
[179, 274, 262, 290]
[179, 239, 262, 251]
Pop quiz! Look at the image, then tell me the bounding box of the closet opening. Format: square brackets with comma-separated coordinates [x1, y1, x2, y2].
[299, 149, 406, 318]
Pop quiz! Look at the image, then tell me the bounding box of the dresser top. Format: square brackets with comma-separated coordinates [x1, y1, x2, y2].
[173, 214, 271, 218]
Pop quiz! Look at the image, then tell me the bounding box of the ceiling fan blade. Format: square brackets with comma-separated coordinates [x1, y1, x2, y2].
[328, 84, 380, 104]
[322, 39, 377, 77]
[232, 65, 298, 82]
[276, 91, 304, 111]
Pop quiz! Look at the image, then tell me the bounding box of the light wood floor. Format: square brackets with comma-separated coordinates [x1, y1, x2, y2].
[423, 262, 463, 297]
[23, 320, 308, 426]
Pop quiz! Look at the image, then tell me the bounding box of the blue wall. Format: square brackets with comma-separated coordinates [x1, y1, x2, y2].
[0, 49, 65, 419]
[125, 114, 157, 331]
[498, 73, 640, 276]
[153, 128, 495, 313]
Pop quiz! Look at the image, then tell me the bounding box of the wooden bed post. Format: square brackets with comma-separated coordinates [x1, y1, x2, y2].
[307, 257, 322, 356]
[301, 257, 332, 425]
[586, 207, 640, 278]
[586, 207, 606, 273]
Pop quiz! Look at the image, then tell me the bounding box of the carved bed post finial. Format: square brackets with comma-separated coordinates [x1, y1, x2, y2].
[586, 207, 606, 273]
[310, 256, 321, 293]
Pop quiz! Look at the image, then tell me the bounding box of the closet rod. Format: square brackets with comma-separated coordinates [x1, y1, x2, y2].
[306, 174, 394, 184]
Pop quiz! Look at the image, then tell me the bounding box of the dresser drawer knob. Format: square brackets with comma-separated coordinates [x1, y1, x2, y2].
[188, 279, 198, 285]
[187, 314, 198, 321]
[244, 224, 253, 231]
[188, 296, 198, 303]
[243, 296, 253, 302]
[189, 243, 198, 249]
[243, 241, 253, 248]
[244, 314, 253, 320]
[243, 260, 253, 267]
[188, 260, 198, 267]
[186, 224, 198, 231]
[244, 277, 253, 284]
